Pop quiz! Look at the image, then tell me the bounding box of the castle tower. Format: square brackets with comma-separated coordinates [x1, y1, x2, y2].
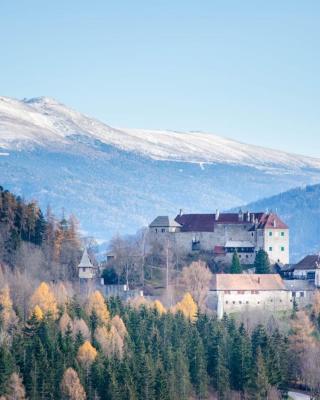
[78, 248, 96, 280]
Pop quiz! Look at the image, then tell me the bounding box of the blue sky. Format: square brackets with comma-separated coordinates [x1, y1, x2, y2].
[1, 1, 319, 157]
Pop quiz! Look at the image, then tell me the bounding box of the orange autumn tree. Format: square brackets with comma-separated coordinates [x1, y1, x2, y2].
[153, 300, 166, 315]
[171, 293, 198, 322]
[29, 282, 58, 319]
[85, 291, 109, 325]
[0, 285, 17, 329]
[110, 315, 127, 339]
[77, 341, 97, 368]
[95, 325, 124, 359]
[60, 368, 86, 400]
[32, 305, 44, 321]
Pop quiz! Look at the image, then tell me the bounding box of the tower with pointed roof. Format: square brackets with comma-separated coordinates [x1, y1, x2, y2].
[78, 248, 97, 280]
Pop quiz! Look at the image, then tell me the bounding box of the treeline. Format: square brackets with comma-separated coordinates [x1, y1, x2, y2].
[0, 282, 312, 400]
[0, 186, 82, 280]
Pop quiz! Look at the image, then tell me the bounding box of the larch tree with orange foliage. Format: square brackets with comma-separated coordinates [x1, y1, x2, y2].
[5, 372, 26, 400]
[29, 282, 58, 319]
[171, 293, 198, 322]
[95, 325, 124, 359]
[153, 299, 166, 315]
[60, 368, 86, 400]
[0, 285, 17, 330]
[85, 291, 109, 325]
[110, 315, 127, 339]
[77, 341, 98, 368]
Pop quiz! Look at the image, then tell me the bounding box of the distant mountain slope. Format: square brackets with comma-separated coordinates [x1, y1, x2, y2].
[240, 184, 320, 262]
[1, 95, 320, 240]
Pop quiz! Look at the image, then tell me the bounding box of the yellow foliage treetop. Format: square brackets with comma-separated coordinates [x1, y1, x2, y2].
[171, 292, 198, 322]
[153, 300, 166, 315]
[77, 341, 98, 367]
[85, 290, 109, 325]
[30, 282, 58, 319]
[32, 305, 44, 321]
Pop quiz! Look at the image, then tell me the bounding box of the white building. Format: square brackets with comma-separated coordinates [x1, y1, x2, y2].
[149, 210, 289, 265]
[208, 273, 318, 318]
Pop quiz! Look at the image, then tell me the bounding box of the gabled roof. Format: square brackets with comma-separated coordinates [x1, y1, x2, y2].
[175, 214, 215, 232]
[211, 274, 286, 291]
[174, 211, 287, 233]
[294, 255, 320, 270]
[78, 248, 94, 268]
[149, 216, 181, 228]
[256, 213, 288, 229]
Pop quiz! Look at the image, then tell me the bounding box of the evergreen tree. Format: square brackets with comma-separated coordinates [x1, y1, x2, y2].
[230, 251, 242, 274]
[254, 249, 271, 274]
[250, 347, 269, 400]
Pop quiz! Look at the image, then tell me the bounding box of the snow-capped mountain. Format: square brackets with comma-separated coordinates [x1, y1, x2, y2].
[1, 95, 320, 239]
[2, 95, 320, 169]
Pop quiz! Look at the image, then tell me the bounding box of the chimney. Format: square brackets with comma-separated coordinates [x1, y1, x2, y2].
[251, 213, 255, 223]
[238, 209, 243, 221]
[179, 209, 183, 216]
[215, 209, 220, 221]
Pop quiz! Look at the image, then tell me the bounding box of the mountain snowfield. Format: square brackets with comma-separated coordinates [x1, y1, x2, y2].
[1, 95, 320, 247]
[1, 95, 320, 170]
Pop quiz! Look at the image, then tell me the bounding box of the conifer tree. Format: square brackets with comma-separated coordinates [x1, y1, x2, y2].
[230, 251, 242, 274]
[254, 249, 271, 274]
[250, 347, 269, 400]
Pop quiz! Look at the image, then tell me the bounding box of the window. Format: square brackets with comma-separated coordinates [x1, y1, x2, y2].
[281, 231, 285, 237]
[161, 228, 166, 233]
[237, 290, 245, 294]
[225, 301, 228, 304]
[232, 301, 236, 304]
[246, 301, 249, 304]
[192, 240, 200, 251]
[281, 246, 285, 252]
[155, 228, 158, 233]
[224, 290, 231, 294]
[300, 292, 305, 298]
[239, 301, 242, 304]
[292, 292, 296, 297]
[269, 246, 273, 251]
[82, 268, 86, 272]
[269, 231, 273, 236]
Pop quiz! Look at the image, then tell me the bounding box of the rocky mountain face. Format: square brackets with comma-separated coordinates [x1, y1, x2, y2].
[1, 96, 320, 241]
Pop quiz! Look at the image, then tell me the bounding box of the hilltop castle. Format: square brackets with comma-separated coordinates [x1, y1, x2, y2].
[149, 210, 289, 265]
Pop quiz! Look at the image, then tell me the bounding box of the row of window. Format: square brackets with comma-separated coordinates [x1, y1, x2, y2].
[268, 246, 285, 252]
[224, 290, 259, 294]
[268, 231, 285, 237]
[225, 299, 281, 305]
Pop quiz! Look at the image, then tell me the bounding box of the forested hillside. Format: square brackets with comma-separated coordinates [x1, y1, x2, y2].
[0, 186, 82, 280]
[2, 282, 320, 400]
[241, 183, 320, 262]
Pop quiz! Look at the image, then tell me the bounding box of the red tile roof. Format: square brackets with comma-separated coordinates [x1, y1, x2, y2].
[175, 212, 287, 232]
[214, 246, 225, 255]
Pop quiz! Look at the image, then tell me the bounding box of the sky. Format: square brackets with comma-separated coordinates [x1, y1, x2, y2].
[1, 1, 319, 157]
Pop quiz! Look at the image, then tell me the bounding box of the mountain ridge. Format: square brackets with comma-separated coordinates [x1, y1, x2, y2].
[1, 95, 320, 241]
[1, 95, 320, 169]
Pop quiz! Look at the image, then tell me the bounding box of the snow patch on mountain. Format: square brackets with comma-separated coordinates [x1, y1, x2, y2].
[1, 95, 320, 171]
